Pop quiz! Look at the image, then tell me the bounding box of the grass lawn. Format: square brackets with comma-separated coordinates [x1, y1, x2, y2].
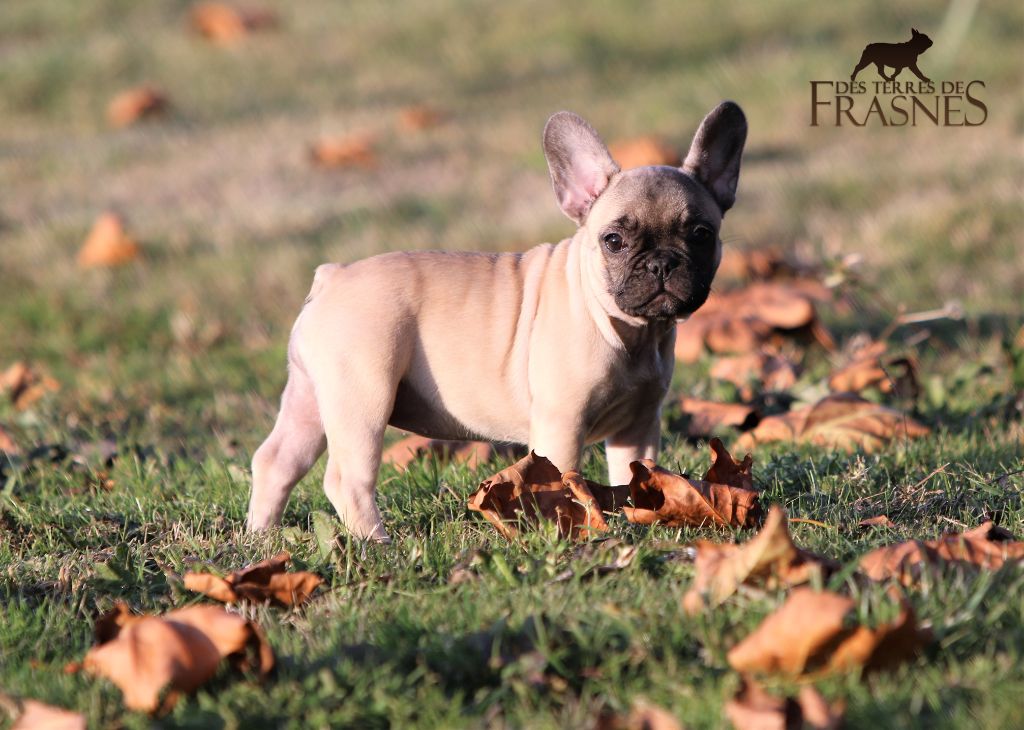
[1, 0, 1022, 727]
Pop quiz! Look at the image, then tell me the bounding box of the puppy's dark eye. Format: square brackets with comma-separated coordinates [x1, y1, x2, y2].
[602, 232, 625, 253]
[690, 225, 715, 246]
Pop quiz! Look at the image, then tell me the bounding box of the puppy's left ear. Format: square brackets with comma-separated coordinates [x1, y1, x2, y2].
[543, 112, 620, 224]
[682, 101, 748, 214]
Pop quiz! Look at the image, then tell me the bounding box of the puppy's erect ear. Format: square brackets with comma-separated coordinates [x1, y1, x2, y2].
[682, 101, 748, 214]
[543, 112, 620, 224]
[911, 27, 920, 36]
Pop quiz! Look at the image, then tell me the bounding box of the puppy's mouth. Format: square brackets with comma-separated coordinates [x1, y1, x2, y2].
[617, 284, 708, 321]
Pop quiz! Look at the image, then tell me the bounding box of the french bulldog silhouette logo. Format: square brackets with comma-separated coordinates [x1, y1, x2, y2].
[851, 28, 934, 83]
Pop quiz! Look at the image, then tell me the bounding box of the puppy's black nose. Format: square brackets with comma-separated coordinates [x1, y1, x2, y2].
[645, 254, 676, 279]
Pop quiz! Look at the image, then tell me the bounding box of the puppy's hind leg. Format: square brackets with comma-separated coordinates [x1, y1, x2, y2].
[247, 366, 326, 531]
[318, 376, 395, 543]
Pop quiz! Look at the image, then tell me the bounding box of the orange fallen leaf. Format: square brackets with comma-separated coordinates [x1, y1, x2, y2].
[596, 699, 683, 730]
[735, 393, 930, 453]
[77, 212, 140, 268]
[704, 437, 755, 491]
[682, 506, 837, 614]
[81, 602, 273, 714]
[828, 340, 918, 398]
[725, 680, 843, 730]
[189, 2, 277, 44]
[398, 104, 445, 132]
[675, 281, 833, 363]
[382, 433, 520, 471]
[107, 86, 168, 128]
[715, 247, 818, 284]
[10, 699, 86, 730]
[467, 452, 628, 540]
[608, 136, 681, 170]
[858, 521, 1024, 584]
[676, 397, 758, 438]
[309, 133, 378, 168]
[858, 514, 895, 529]
[709, 351, 799, 397]
[0, 425, 19, 454]
[623, 460, 761, 530]
[184, 551, 322, 606]
[727, 587, 930, 676]
[0, 361, 60, 411]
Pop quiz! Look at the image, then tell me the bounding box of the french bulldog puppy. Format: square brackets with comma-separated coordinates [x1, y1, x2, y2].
[247, 102, 747, 541]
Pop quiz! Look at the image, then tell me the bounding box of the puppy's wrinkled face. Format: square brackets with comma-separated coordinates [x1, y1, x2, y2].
[543, 101, 747, 323]
[588, 167, 722, 320]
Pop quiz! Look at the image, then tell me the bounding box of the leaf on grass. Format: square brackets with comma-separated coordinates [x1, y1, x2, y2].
[189, 3, 277, 44]
[309, 133, 378, 168]
[704, 437, 755, 491]
[828, 340, 918, 398]
[398, 104, 445, 131]
[726, 587, 930, 676]
[77, 212, 140, 268]
[9, 699, 86, 730]
[1, 362, 60, 411]
[725, 679, 844, 730]
[0, 425, 18, 454]
[858, 515, 895, 529]
[735, 393, 930, 453]
[467, 451, 628, 540]
[382, 433, 520, 471]
[608, 136, 681, 170]
[623, 457, 761, 530]
[676, 397, 759, 438]
[715, 247, 819, 284]
[80, 602, 273, 714]
[859, 521, 1024, 584]
[184, 551, 322, 606]
[675, 281, 834, 363]
[107, 86, 168, 128]
[709, 351, 799, 396]
[682, 507, 837, 614]
[596, 699, 683, 730]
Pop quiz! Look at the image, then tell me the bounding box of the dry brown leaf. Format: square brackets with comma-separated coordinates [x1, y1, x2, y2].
[189, 3, 277, 43]
[77, 212, 140, 268]
[608, 136, 681, 170]
[309, 133, 378, 168]
[858, 515, 895, 530]
[184, 551, 322, 606]
[676, 397, 758, 438]
[715, 247, 818, 284]
[0, 425, 19, 454]
[623, 459, 761, 530]
[382, 433, 519, 471]
[726, 587, 930, 676]
[709, 352, 799, 396]
[0, 361, 60, 411]
[828, 340, 918, 398]
[81, 602, 273, 714]
[675, 281, 833, 363]
[10, 699, 86, 730]
[596, 699, 683, 730]
[859, 521, 1024, 584]
[467, 452, 628, 540]
[725, 680, 844, 730]
[682, 507, 837, 614]
[398, 104, 445, 131]
[735, 393, 930, 453]
[107, 86, 168, 128]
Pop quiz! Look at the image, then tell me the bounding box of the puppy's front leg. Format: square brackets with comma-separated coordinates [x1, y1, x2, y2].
[528, 408, 586, 474]
[605, 412, 661, 486]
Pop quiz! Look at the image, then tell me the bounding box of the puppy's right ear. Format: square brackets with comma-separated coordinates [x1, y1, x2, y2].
[543, 112, 620, 225]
